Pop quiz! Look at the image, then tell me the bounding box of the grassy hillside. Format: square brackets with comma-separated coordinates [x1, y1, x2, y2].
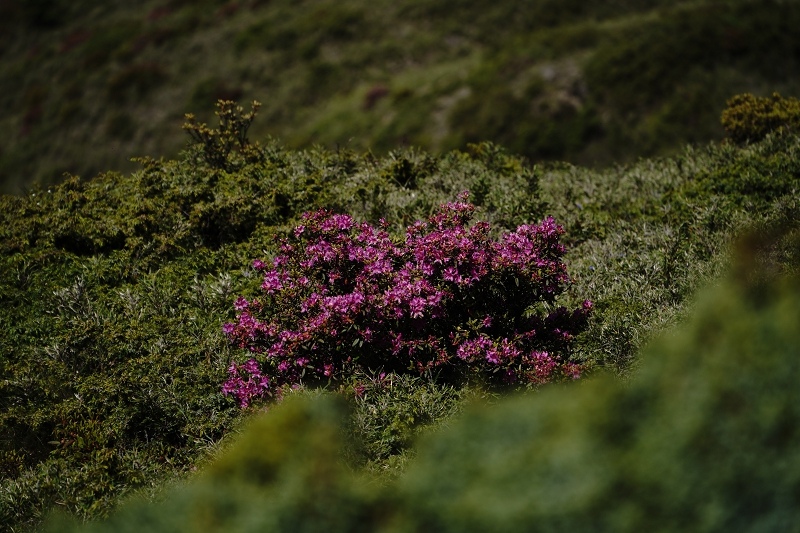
[3, 0, 800, 194]
[2, 96, 799, 530]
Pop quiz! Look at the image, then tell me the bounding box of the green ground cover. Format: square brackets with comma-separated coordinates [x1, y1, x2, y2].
[2, 96, 799, 530]
[41, 241, 800, 531]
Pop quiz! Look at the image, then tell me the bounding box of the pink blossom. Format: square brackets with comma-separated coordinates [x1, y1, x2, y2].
[222, 198, 591, 405]
[262, 270, 284, 293]
[409, 297, 427, 318]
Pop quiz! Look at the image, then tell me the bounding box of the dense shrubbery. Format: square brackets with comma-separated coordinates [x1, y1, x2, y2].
[2, 106, 800, 531]
[0, 126, 553, 531]
[43, 224, 800, 533]
[223, 196, 591, 407]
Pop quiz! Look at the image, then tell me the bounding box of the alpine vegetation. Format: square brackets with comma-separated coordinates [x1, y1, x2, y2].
[222, 194, 591, 407]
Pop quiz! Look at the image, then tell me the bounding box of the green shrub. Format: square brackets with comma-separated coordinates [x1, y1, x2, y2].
[0, 131, 549, 532]
[42, 395, 378, 533]
[183, 100, 264, 172]
[721, 92, 800, 144]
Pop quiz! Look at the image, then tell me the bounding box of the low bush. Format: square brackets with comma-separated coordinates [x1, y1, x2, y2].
[0, 122, 552, 531]
[222, 195, 591, 407]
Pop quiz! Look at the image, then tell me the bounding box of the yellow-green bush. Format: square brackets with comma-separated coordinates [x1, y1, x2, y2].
[721, 92, 800, 144]
[0, 133, 544, 532]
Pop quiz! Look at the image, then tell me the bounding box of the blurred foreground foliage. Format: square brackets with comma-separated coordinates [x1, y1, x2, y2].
[43, 222, 800, 533]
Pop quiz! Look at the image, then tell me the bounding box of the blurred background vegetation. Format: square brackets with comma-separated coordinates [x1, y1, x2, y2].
[2, 0, 800, 194]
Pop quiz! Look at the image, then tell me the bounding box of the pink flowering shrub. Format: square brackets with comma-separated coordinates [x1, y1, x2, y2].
[223, 194, 592, 407]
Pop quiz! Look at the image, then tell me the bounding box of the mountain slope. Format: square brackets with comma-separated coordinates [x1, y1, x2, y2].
[2, 0, 800, 193]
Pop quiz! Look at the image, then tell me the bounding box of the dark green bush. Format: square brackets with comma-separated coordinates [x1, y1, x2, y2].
[42, 395, 379, 533]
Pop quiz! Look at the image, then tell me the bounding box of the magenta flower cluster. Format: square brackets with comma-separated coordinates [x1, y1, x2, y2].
[222, 194, 591, 407]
